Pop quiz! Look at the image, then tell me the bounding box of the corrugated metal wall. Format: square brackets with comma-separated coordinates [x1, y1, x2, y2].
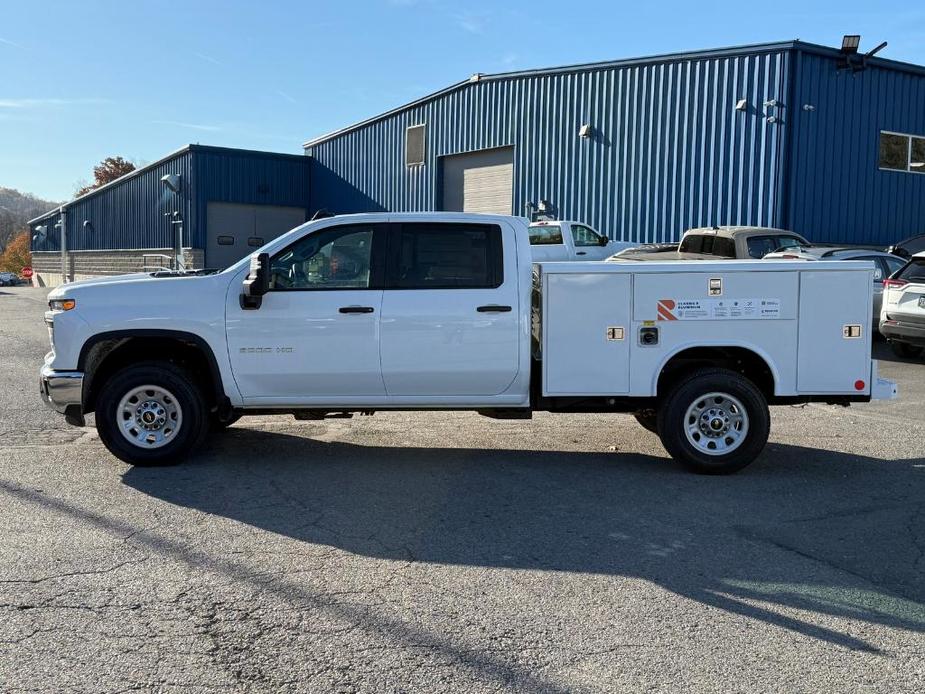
[192, 149, 311, 243]
[31, 151, 193, 252]
[30, 147, 312, 252]
[307, 49, 792, 243]
[788, 51, 925, 244]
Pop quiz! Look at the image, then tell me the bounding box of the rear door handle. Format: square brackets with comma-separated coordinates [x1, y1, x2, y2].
[477, 305, 512, 313]
[339, 306, 375, 314]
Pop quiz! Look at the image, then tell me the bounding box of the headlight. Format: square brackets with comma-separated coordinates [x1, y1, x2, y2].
[49, 298, 76, 311]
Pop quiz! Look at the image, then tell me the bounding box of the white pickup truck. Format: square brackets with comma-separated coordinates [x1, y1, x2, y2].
[528, 220, 635, 261]
[40, 213, 896, 474]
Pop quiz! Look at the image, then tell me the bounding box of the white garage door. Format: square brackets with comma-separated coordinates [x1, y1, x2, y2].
[442, 147, 514, 215]
[206, 202, 306, 269]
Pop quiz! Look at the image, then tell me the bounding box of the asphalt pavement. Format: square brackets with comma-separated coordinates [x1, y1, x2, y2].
[1, 286, 923, 693]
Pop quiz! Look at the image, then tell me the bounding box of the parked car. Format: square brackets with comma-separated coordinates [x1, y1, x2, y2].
[609, 226, 809, 262]
[885, 233, 925, 260]
[881, 251, 925, 358]
[763, 246, 906, 330]
[528, 220, 635, 261]
[0, 271, 19, 286]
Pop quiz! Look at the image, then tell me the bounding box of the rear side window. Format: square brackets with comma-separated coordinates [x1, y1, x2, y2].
[529, 225, 563, 245]
[390, 223, 503, 289]
[884, 256, 906, 276]
[898, 258, 925, 283]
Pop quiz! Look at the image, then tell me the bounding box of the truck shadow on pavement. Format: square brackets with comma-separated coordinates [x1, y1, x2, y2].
[123, 428, 925, 653]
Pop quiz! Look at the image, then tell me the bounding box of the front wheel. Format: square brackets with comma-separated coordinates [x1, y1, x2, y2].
[656, 368, 770, 475]
[96, 361, 209, 466]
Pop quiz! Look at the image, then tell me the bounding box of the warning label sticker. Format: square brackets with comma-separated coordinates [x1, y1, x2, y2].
[657, 298, 781, 321]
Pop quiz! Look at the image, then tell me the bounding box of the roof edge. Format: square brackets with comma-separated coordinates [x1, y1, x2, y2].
[28, 144, 309, 225]
[302, 38, 925, 149]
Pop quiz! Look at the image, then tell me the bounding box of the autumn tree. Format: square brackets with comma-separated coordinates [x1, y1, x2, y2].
[0, 231, 31, 273]
[74, 156, 136, 196]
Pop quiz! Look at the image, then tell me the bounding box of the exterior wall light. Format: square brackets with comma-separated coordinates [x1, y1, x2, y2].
[160, 173, 182, 193]
[735, 99, 748, 112]
[579, 124, 594, 139]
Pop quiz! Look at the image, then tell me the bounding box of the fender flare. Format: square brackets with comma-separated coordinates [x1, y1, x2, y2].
[78, 329, 227, 408]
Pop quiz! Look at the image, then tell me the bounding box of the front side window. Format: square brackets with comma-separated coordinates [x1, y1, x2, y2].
[391, 223, 502, 289]
[270, 225, 374, 290]
[746, 235, 805, 259]
[571, 224, 606, 247]
[879, 131, 925, 173]
[529, 224, 564, 245]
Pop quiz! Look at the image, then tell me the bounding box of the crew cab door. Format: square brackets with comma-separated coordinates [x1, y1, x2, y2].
[226, 222, 387, 401]
[378, 221, 520, 397]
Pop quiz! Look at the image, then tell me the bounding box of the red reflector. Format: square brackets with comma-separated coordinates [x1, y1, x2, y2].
[854, 380, 866, 391]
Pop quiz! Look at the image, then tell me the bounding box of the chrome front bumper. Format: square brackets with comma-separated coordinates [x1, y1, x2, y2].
[40, 364, 84, 415]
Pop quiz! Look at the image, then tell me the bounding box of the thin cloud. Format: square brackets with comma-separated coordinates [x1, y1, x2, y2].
[151, 119, 224, 132]
[454, 11, 488, 35]
[0, 38, 23, 48]
[194, 52, 223, 67]
[277, 90, 298, 104]
[0, 97, 110, 108]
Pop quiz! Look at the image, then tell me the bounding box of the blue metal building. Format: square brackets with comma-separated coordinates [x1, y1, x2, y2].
[305, 40, 925, 246]
[30, 145, 310, 284]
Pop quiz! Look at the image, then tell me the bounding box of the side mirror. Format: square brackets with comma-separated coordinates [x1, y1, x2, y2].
[240, 252, 269, 310]
[598, 235, 610, 247]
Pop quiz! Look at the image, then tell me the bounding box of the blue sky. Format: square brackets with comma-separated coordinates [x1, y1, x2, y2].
[1, 0, 924, 201]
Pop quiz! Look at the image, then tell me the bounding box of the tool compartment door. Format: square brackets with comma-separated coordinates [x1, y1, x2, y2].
[543, 272, 631, 395]
[797, 269, 873, 393]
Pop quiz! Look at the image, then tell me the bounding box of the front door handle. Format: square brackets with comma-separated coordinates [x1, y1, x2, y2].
[339, 306, 375, 314]
[477, 305, 512, 313]
[576, 251, 587, 256]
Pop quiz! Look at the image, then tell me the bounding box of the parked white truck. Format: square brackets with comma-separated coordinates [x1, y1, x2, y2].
[40, 213, 896, 474]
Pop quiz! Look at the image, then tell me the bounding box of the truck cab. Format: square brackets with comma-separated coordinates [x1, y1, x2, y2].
[40, 213, 895, 474]
[528, 220, 634, 261]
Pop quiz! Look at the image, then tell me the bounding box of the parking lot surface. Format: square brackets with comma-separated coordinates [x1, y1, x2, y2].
[1, 285, 923, 693]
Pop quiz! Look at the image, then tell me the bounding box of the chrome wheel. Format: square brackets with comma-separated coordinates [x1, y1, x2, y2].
[116, 385, 183, 449]
[683, 391, 749, 456]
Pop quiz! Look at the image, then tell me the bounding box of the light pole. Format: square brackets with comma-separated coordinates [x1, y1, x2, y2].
[160, 174, 183, 271]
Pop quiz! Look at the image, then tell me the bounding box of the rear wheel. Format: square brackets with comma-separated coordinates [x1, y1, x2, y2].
[96, 361, 208, 466]
[890, 341, 922, 359]
[657, 368, 770, 475]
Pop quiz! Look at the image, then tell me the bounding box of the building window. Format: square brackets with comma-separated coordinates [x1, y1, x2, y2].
[879, 131, 925, 173]
[406, 124, 425, 166]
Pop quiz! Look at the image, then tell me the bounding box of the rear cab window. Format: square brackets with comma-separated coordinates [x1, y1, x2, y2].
[389, 223, 503, 289]
[679, 234, 736, 258]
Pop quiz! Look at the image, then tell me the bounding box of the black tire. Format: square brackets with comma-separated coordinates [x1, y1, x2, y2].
[890, 341, 922, 359]
[209, 412, 242, 432]
[95, 361, 209, 466]
[633, 411, 659, 434]
[656, 368, 770, 475]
